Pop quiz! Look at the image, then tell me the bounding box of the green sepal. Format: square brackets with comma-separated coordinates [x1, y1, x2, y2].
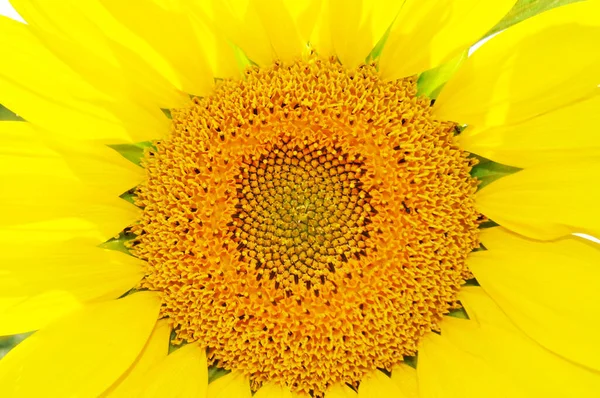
[365, 23, 393, 64]
[470, 245, 486, 253]
[99, 229, 137, 255]
[447, 307, 470, 319]
[0, 104, 24, 121]
[161, 108, 172, 119]
[120, 188, 137, 205]
[470, 155, 521, 190]
[109, 141, 154, 167]
[403, 355, 418, 369]
[463, 278, 481, 287]
[167, 330, 181, 354]
[0, 332, 33, 359]
[487, 0, 584, 36]
[233, 44, 254, 73]
[208, 366, 231, 383]
[479, 220, 499, 229]
[417, 51, 467, 99]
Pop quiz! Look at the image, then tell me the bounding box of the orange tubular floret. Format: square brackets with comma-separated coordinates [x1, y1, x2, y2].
[131, 56, 480, 396]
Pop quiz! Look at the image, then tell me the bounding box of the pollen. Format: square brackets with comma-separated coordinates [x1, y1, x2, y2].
[131, 56, 480, 396]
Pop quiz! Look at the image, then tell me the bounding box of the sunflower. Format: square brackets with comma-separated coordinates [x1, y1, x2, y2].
[1, 0, 600, 396]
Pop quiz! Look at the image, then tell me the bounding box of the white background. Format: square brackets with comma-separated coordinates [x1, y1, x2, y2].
[0, 0, 23, 22]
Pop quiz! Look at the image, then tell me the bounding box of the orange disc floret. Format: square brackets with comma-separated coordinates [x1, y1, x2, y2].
[130, 56, 480, 396]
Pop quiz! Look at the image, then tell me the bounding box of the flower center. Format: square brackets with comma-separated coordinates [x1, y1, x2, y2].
[232, 142, 375, 294]
[131, 56, 480, 396]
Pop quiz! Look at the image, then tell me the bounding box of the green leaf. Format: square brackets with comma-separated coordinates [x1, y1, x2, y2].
[109, 141, 154, 167]
[0, 104, 24, 121]
[417, 51, 468, 99]
[470, 156, 521, 190]
[487, 0, 584, 36]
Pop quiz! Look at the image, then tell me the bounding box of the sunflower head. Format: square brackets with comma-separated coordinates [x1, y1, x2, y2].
[128, 54, 480, 394]
[1, 1, 600, 397]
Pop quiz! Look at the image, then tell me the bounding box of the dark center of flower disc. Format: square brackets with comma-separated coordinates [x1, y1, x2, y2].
[231, 142, 375, 294]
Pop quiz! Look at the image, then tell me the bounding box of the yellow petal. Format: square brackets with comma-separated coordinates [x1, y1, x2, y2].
[418, 321, 528, 398]
[0, 292, 82, 337]
[0, 292, 161, 397]
[253, 0, 318, 62]
[10, 0, 122, 61]
[190, 15, 242, 79]
[32, 43, 171, 142]
[358, 369, 405, 398]
[0, 122, 73, 181]
[458, 92, 600, 168]
[11, 0, 189, 107]
[0, 240, 143, 335]
[0, 175, 140, 240]
[0, 14, 170, 143]
[0, 218, 106, 247]
[0, 121, 143, 196]
[454, 287, 600, 396]
[207, 370, 252, 398]
[254, 382, 296, 398]
[0, 124, 141, 240]
[469, 227, 600, 371]
[68, 0, 183, 88]
[0, 222, 108, 309]
[325, 384, 358, 398]
[199, 0, 272, 66]
[104, 37, 191, 107]
[131, 343, 208, 397]
[0, 77, 130, 143]
[198, 0, 312, 66]
[313, 0, 403, 69]
[476, 158, 600, 240]
[101, 97, 172, 143]
[284, 0, 322, 43]
[0, 16, 135, 143]
[309, 1, 333, 59]
[183, 2, 241, 79]
[97, 0, 215, 96]
[2, 238, 142, 296]
[390, 363, 418, 398]
[434, 1, 600, 127]
[104, 319, 172, 397]
[34, 29, 186, 115]
[200, 0, 269, 67]
[56, 143, 143, 196]
[327, 0, 377, 69]
[416, 50, 468, 98]
[379, 0, 515, 80]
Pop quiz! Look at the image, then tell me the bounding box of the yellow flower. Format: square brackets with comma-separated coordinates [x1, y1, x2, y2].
[1, 0, 599, 397]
